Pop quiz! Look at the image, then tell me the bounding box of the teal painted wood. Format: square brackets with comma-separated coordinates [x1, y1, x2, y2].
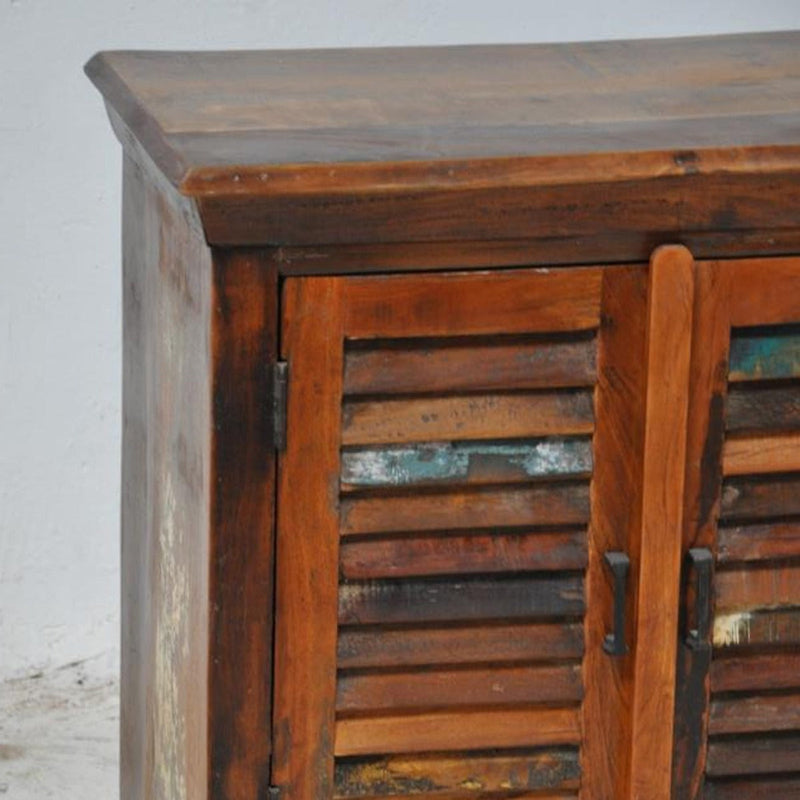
[729, 329, 800, 382]
[341, 438, 593, 488]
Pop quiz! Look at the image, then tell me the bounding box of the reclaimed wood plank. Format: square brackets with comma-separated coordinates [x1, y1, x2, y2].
[338, 574, 585, 626]
[716, 565, 800, 612]
[726, 258, 800, 328]
[271, 278, 345, 799]
[341, 483, 590, 536]
[336, 663, 583, 713]
[729, 328, 800, 382]
[726, 385, 800, 434]
[337, 622, 585, 669]
[343, 268, 602, 339]
[709, 692, 800, 735]
[340, 530, 587, 579]
[334, 707, 582, 757]
[342, 392, 594, 446]
[710, 653, 800, 693]
[343, 336, 597, 396]
[706, 776, 800, 799]
[334, 748, 581, 797]
[713, 607, 800, 648]
[720, 475, 800, 521]
[341, 439, 593, 490]
[717, 520, 800, 563]
[722, 433, 800, 476]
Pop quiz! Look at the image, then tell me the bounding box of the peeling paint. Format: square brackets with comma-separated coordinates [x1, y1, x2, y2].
[713, 610, 752, 647]
[729, 329, 800, 381]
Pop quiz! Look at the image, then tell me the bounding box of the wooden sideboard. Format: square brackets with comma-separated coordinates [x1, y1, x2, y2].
[86, 31, 800, 800]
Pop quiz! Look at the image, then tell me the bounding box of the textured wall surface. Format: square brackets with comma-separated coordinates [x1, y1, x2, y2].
[1, 0, 799, 680]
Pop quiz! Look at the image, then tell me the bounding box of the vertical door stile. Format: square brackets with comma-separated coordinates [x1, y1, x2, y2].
[272, 277, 346, 800]
[629, 246, 696, 800]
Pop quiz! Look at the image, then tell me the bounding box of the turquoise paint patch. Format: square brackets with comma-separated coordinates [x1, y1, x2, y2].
[730, 332, 800, 381]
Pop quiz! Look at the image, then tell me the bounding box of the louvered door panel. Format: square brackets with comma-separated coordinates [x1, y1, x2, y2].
[272, 265, 655, 800]
[672, 259, 800, 799]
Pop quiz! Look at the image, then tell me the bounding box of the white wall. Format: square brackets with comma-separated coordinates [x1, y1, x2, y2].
[1, 0, 799, 681]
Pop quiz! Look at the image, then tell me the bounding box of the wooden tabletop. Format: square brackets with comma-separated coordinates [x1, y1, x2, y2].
[87, 31, 800, 199]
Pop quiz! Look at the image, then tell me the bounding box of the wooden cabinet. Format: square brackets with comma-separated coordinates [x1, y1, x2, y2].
[86, 31, 800, 800]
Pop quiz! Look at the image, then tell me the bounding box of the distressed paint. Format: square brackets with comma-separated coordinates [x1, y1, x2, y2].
[713, 611, 753, 647]
[341, 438, 592, 487]
[729, 329, 800, 381]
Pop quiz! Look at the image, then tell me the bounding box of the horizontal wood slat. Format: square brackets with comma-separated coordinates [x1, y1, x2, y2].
[333, 748, 580, 797]
[715, 565, 800, 612]
[710, 653, 800, 693]
[707, 736, 800, 777]
[341, 439, 592, 490]
[729, 328, 800, 382]
[717, 521, 800, 563]
[340, 530, 588, 579]
[709, 692, 800, 735]
[705, 776, 800, 799]
[342, 392, 594, 446]
[726, 259, 800, 328]
[722, 433, 800, 476]
[342, 269, 603, 339]
[340, 483, 590, 536]
[713, 607, 800, 649]
[338, 575, 585, 626]
[725, 385, 800, 434]
[337, 622, 585, 669]
[334, 707, 582, 756]
[720, 475, 800, 521]
[336, 663, 583, 714]
[343, 337, 597, 396]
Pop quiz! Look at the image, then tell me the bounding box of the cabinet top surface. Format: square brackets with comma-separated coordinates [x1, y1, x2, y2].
[87, 31, 800, 198]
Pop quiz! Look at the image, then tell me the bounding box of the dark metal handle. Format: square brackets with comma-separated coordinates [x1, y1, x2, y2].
[603, 551, 630, 656]
[685, 547, 713, 650]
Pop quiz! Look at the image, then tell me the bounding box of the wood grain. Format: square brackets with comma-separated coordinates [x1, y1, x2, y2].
[340, 529, 588, 579]
[342, 391, 594, 446]
[705, 776, 800, 799]
[343, 336, 597, 396]
[334, 707, 582, 756]
[706, 735, 800, 777]
[334, 749, 580, 796]
[709, 692, 800, 735]
[717, 520, 800, 563]
[720, 474, 800, 521]
[710, 653, 800, 692]
[337, 622, 585, 669]
[336, 663, 583, 713]
[729, 327, 800, 382]
[630, 245, 695, 800]
[722, 433, 800, 476]
[715, 564, 800, 612]
[338, 574, 585, 626]
[713, 607, 800, 649]
[271, 278, 345, 799]
[340, 483, 590, 536]
[725, 385, 800, 434]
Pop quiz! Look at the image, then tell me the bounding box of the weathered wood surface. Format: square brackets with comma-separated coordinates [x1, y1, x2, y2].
[709, 692, 800, 735]
[706, 735, 800, 777]
[337, 622, 585, 669]
[341, 439, 593, 489]
[713, 607, 800, 648]
[722, 432, 800, 476]
[705, 776, 800, 799]
[343, 269, 602, 338]
[338, 574, 585, 626]
[581, 266, 649, 799]
[343, 336, 597, 396]
[720, 474, 800, 521]
[334, 749, 580, 797]
[717, 520, 800, 563]
[710, 652, 800, 692]
[340, 483, 591, 535]
[630, 246, 695, 800]
[725, 384, 800, 433]
[334, 707, 582, 756]
[715, 564, 800, 611]
[336, 663, 583, 713]
[340, 529, 588, 579]
[342, 392, 594, 446]
[272, 278, 345, 799]
[729, 328, 800, 382]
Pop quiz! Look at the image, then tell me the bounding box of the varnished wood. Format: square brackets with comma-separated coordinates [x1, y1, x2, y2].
[272, 279, 345, 799]
[722, 432, 800, 476]
[630, 246, 695, 800]
[335, 707, 582, 757]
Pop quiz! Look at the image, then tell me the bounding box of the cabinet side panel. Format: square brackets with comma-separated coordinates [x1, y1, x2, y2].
[121, 154, 212, 800]
[209, 250, 278, 798]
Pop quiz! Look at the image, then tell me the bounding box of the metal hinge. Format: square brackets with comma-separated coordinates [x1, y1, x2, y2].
[272, 361, 289, 452]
